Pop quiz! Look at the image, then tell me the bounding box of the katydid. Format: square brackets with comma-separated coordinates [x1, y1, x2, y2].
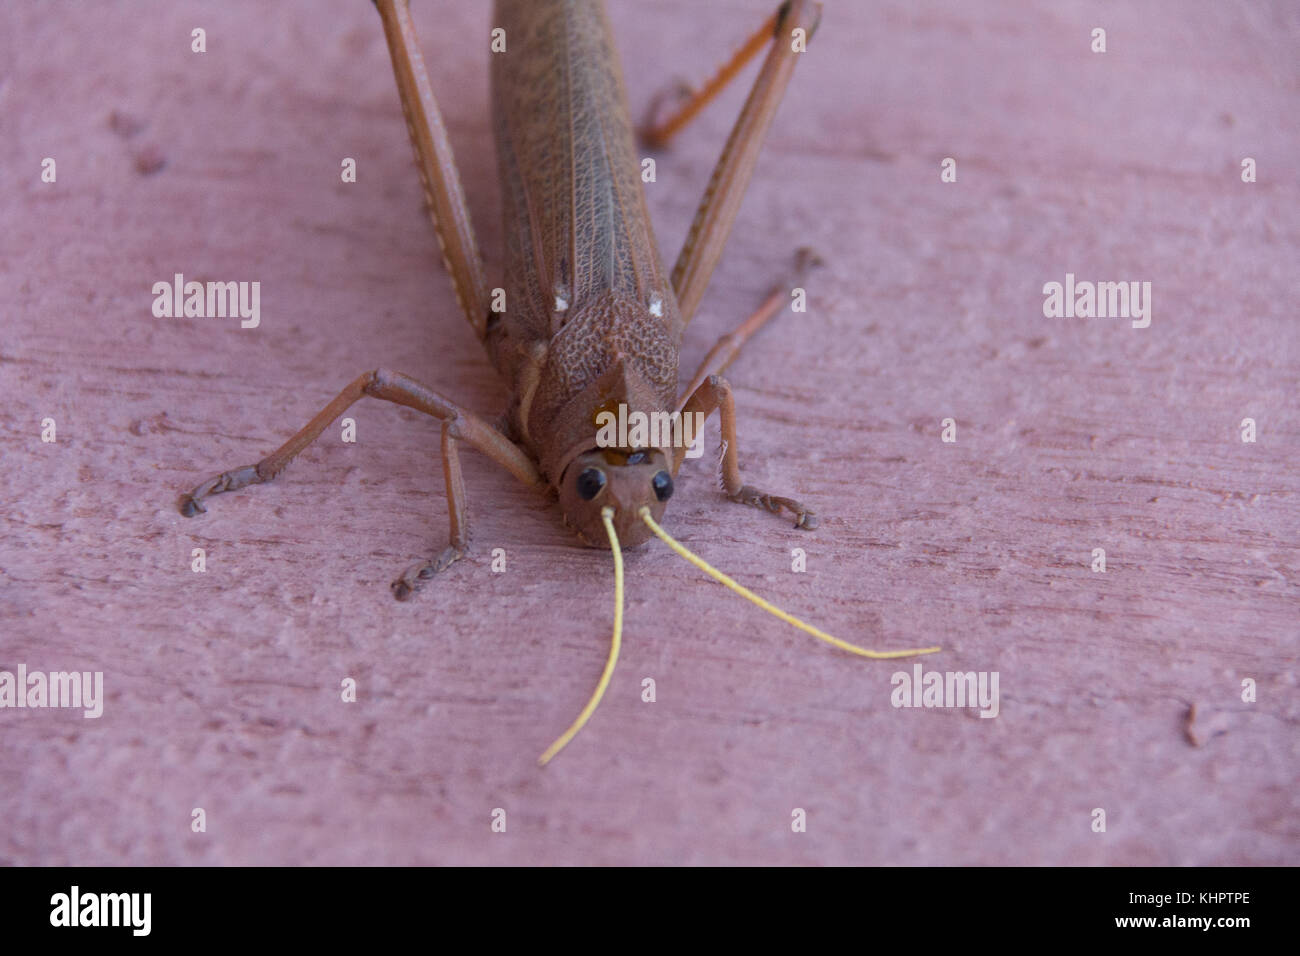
[179, 0, 938, 763]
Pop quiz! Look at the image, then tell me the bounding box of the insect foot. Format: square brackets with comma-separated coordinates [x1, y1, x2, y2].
[391, 545, 466, 601]
[727, 484, 819, 530]
[179, 464, 264, 516]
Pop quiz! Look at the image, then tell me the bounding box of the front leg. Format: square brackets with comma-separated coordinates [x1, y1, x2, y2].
[673, 374, 818, 530]
[178, 368, 543, 599]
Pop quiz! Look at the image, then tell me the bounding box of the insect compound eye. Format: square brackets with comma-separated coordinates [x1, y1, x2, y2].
[651, 470, 674, 502]
[576, 467, 607, 500]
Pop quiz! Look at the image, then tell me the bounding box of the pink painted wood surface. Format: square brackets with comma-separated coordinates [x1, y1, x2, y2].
[1, 0, 1296, 865]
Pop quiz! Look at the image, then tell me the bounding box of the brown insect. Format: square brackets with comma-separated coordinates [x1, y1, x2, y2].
[179, 0, 937, 763]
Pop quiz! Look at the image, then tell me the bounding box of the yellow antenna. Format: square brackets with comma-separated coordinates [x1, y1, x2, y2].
[538, 506, 625, 766]
[639, 508, 939, 659]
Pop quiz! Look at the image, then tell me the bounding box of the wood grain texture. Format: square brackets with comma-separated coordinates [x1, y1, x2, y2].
[1, 0, 1296, 865]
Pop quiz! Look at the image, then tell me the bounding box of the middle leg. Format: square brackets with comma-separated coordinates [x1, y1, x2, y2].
[178, 368, 543, 599]
[676, 246, 822, 410]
